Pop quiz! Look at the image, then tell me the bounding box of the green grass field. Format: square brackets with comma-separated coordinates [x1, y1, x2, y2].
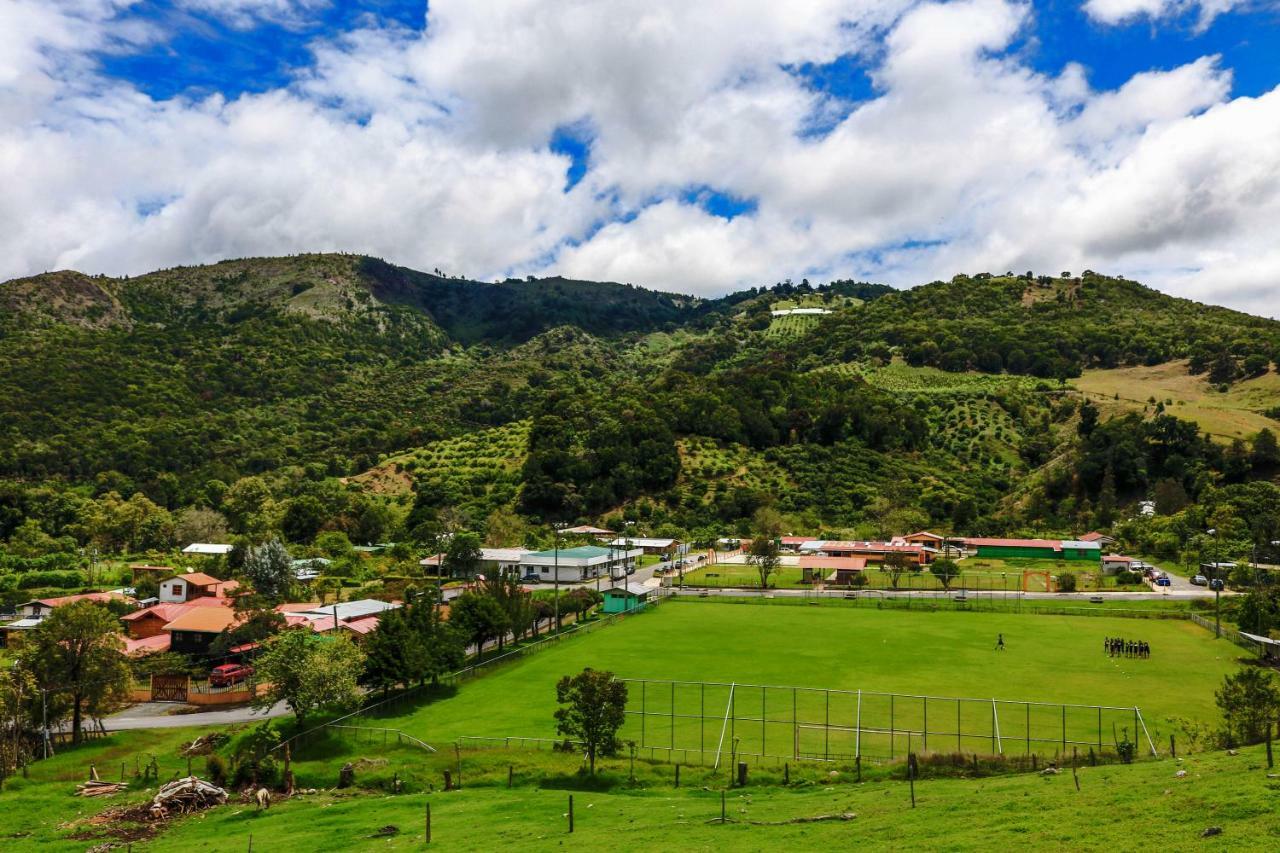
[0, 601, 1262, 851]
[683, 558, 1142, 592]
[370, 601, 1242, 753]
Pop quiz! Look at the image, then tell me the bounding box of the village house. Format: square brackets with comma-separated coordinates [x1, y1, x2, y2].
[602, 583, 651, 613]
[798, 540, 936, 565]
[162, 606, 241, 656]
[419, 548, 533, 579]
[521, 545, 642, 583]
[959, 537, 1101, 562]
[608, 537, 682, 558]
[798, 556, 868, 584]
[158, 572, 239, 604]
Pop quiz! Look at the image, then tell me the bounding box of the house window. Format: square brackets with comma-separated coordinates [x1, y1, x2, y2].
[541, 567, 549, 574]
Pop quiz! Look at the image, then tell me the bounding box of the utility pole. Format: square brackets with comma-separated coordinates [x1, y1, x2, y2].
[41, 689, 50, 759]
[552, 523, 565, 632]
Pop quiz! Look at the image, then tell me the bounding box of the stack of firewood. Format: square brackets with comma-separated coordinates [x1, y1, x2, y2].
[148, 776, 227, 818]
[75, 779, 128, 797]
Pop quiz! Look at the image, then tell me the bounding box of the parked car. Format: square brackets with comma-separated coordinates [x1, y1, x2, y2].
[209, 663, 254, 687]
[1209, 578, 1225, 591]
[1191, 575, 1208, 586]
[521, 572, 541, 584]
[1155, 576, 1172, 587]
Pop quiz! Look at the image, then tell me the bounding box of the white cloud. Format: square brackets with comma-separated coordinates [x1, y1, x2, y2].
[176, 0, 330, 30]
[1, 0, 1279, 317]
[1081, 0, 1245, 30]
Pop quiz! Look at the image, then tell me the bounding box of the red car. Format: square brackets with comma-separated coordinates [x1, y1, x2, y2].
[209, 663, 254, 687]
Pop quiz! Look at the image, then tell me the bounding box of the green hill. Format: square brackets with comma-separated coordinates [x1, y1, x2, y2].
[1, 257, 1278, 555]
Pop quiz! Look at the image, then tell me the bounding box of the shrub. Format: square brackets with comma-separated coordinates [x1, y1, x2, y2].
[1056, 572, 1077, 593]
[231, 755, 278, 789]
[1112, 570, 1142, 586]
[205, 754, 228, 787]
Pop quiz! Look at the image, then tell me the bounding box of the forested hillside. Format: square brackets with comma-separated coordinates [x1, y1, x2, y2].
[1, 256, 1278, 568]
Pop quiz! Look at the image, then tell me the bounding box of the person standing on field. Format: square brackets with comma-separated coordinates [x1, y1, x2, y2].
[995, 633, 1005, 651]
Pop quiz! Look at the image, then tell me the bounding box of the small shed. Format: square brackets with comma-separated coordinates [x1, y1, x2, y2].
[602, 583, 650, 614]
[1240, 631, 1280, 663]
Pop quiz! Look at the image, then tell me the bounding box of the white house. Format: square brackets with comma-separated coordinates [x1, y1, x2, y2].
[419, 547, 533, 579]
[608, 537, 683, 557]
[520, 546, 642, 583]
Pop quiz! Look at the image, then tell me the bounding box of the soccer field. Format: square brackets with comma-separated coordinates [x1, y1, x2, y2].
[378, 600, 1244, 758]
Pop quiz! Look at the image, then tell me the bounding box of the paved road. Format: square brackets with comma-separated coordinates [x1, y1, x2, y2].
[102, 699, 292, 731]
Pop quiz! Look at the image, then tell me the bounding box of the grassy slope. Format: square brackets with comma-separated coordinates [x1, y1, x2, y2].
[1073, 361, 1280, 441]
[145, 745, 1280, 852]
[12, 718, 1278, 851]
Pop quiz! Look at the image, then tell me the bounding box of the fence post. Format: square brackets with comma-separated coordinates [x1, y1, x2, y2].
[568, 795, 574, 833]
[425, 801, 431, 843]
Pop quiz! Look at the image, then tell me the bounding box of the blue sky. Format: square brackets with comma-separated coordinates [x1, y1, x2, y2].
[4, 0, 1280, 314]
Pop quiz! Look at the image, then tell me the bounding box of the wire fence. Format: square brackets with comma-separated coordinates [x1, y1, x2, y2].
[1188, 614, 1253, 649]
[274, 591, 670, 756]
[668, 590, 1194, 620]
[618, 678, 1158, 766]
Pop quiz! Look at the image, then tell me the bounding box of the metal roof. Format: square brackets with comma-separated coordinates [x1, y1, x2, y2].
[609, 583, 651, 597]
[182, 543, 233, 555]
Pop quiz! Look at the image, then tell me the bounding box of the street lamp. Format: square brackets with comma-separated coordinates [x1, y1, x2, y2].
[1206, 528, 1221, 638]
[552, 522, 567, 632]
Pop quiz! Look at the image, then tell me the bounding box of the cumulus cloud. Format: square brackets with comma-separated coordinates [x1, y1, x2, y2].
[1, 0, 1279, 316]
[1081, 0, 1245, 29]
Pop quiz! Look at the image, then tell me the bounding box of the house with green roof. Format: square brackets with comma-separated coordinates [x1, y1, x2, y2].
[519, 545, 642, 583]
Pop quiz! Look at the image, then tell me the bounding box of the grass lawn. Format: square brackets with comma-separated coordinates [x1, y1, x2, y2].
[370, 601, 1243, 754]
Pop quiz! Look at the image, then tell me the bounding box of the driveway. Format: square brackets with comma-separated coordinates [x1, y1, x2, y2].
[103, 699, 291, 731]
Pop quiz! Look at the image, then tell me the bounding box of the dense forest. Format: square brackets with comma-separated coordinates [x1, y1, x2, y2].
[1, 255, 1279, 578]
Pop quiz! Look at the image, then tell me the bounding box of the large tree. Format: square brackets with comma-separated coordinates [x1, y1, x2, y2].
[1216, 667, 1280, 746]
[241, 538, 293, 601]
[929, 558, 961, 590]
[482, 574, 534, 647]
[405, 590, 466, 682]
[747, 535, 781, 589]
[442, 531, 484, 579]
[254, 629, 365, 726]
[450, 591, 510, 661]
[554, 668, 628, 775]
[361, 608, 422, 696]
[26, 601, 130, 744]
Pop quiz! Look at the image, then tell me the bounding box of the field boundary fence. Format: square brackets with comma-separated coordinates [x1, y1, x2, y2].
[668, 590, 1195, 620]
[273, 591, 670, 756]
[618, 678, 1158, 767]
[1188, 613, 1254, 649]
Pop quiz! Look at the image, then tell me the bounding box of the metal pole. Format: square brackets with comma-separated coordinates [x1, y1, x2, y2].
[672, 682, 676, 751]
[42, 689, 49, 759]
[855, 690, 862, 760]
[553, 526, 561, 632]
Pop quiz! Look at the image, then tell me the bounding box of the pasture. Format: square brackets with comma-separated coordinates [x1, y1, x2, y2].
[375, 600, 1243, 752]
[1073, 360, 1280, 441]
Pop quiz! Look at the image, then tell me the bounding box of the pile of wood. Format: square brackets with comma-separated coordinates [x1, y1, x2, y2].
[180, 733, 229, 756]
[76, 780, 128, 797]
[148, 776, 227, 819]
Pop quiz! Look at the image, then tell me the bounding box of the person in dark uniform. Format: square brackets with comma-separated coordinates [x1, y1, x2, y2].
[995, 633, 1005, 651]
